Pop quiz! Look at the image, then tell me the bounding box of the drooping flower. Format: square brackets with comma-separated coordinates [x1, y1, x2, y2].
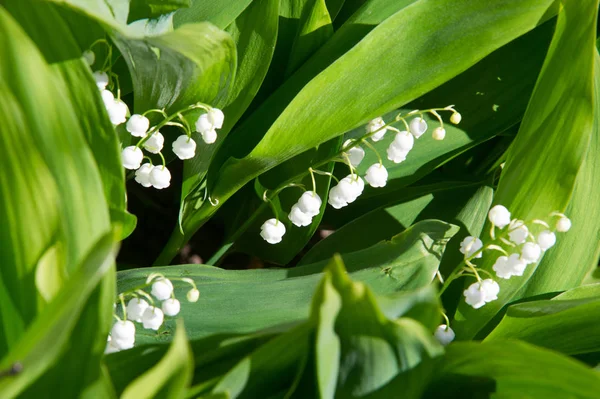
[126, 114, 150, 137]
[493, 253, 526, 279]
[288, 204, 313, 227]
[392, 131, 414, 151]
[260, 218, 286, 244]
[187, 288, 200, 302]
[195, 108, 224, 144]
[172, 135, 196, 160]
[149, 166, 171, 189]
[508, 220, 528, 245]
[143, 131, 164, 154]
[93, 71, 109, 90]
[364, 163, 388, 188]
[488, 205, 511, 229]
[328, 175, 364, 209]
[135, 163, 153, 187]
[297, 191, 322, 217]
[556, 217, 572, 232]
[126, 298, 149, 323]
[151, 278, 174, 301]
[386, 145, 409, 164]
[432, 127, 446, 140]
[450, 112, 462, 124]
[366, 117, 387, 141]
[520, 242, 541, 264]
[100, 89, 114, 108]
[83, 50, 95, 66]
[434, 325, 455, 346]
[459, 236, 483, 259]
[464, 279, 499, 309]
[110, 320, 135, 350]
[121, 146, 143, 170]
[107, 99, 128, 125]
[409, 117, 428, 138]
[201, 129, 217, 144]
[343, 139, 365, 167]
[537, 230, 556, 251]
[142, 306, 164, 330]
[161, 298, 181, 317]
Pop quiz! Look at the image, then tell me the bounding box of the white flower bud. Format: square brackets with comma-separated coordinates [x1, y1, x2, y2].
[208, 108, 225, 129]
[508, 221, 528, 245]
[297, 191, 322, 217]
[172, 135, 196, 159]
[459, 236, 483, 258]
[83, 50, 95, 66]
[343, 139, 365, 167]
[409, 117, 427, 138]
[493, 253, 526, 279]
[161, 298, 181, 317]
[432, 127, 446, 140]
[520, 242, 541, 264]
[134, 163, 153, 187]
[187, 288, 200, 302]
[110, 320, 135, 350]
[151, 278, 173, 300]
[126, 114, 150, 137]
[434, 325, 455, 346]
[121, 146, 143, 170]
[142, 306, 164, 330]
[392, 131, 414, 151]
[260, 218, 286, 244]
[450, 112, 462, 124]
[364, 163, 388, 188]
[201, 129, 218, 144]
[143, 131, 164, 154]
[464, 279, 499, 309]
[93, 71, 109, 90]
[288, 204, 313, 227]
[107, 99, 128, 125]
[126, 298, 149, 322]
[149, 166, 171, 189]
[488, 205, 511, 229]
[537, 230, 556, 251]
[556, 217, 571, 232]
[366, 117, 387, 141]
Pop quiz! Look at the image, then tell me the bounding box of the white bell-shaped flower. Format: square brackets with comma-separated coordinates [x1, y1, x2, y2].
[201, 129, 218, 144]
[409, 117, 428, 138]
[432, 127, 446, 140]
[459, 236, 483, 259]
[343, 140, 365, 167]
[337, 175, 364, 203]
[135, 163, 153, 187]
[387, 145, 410, 164]
[126, 298, 149, 323]
[327, 185, 348, 209]
[208, 108, 225, 129]
[260, 218, 286, 244]
[537, 230, 556, 251]
[493, 253, 526, 279]
[288, 204, 313, 227]
[366, 117, 387, 141]
[110, 320, 135, 350]
[142, 306, 164, 330]
[126, 114, 150, 137]
[297, 191, 322, 217]
[434, 325, 455, 346]
[364, 163, 388, 188]
[508, 221, 528, 245]
[195, 114, 212, 133]
[150, 166, 171, 189]
[121, 146, 143, 170]
[172, 135, 196, 159]
[100, 89, 114, 108]
[105, 339, 120, 354]
[161, 298, 181, 316]
[488, 205, 511, 228]
[151, 278, 173, 300]
[187, 288, 200, 302]
[521, 242, 541, 264]
[464, 279, 499, 309]
[143, 131, 164, 154]
[481, 279, 500, 302]
[556, 217, 571, 232]
[392, 131, 414, 151]
[450, 112, 462, 124]
[83, 50, 95, 66]
[93, 71, 109, 90]
[108, 99, 128, 125]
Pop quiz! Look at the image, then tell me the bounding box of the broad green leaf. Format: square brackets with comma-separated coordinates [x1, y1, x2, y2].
[520, 52, 600, 296]
[485, 296, 600, 355]
[174, 0, 253, 29]
[0, 233, 116, 398]
[128, 0, 191, 22]
[453, 0, 598, 339]
[120, 220, 456, 345]
[121, 320, 193, 399]
[181, 0, 279, 203]
[161, 0, 558, 264]
[425, 340, 600, 398]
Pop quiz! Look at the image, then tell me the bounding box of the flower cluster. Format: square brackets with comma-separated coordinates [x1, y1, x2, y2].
[456, 205, 571, 309]
[258, 106, 461, 244]
[105, 274, 200, 354]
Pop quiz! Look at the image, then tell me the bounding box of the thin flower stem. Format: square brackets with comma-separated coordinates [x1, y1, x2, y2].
[158, 152, 166, 167]
[143, 108, 168, 118]
[441, 312, 451, 329]
[309, 168, 317, 194]
[119, 294, 127, 321]
[429, 109, 444, 128]
[361, 139, 383, 165]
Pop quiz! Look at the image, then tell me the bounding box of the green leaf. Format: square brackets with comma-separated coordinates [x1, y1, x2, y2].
[453, 0, 598, 339]
[426, 340, 600, 398]
[0, 233, 116, 398]
[120, 220, 456, 345]
[129, 0, 191, 22]
[121, 320, 194, 399]
[174, 0, 253, 29]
